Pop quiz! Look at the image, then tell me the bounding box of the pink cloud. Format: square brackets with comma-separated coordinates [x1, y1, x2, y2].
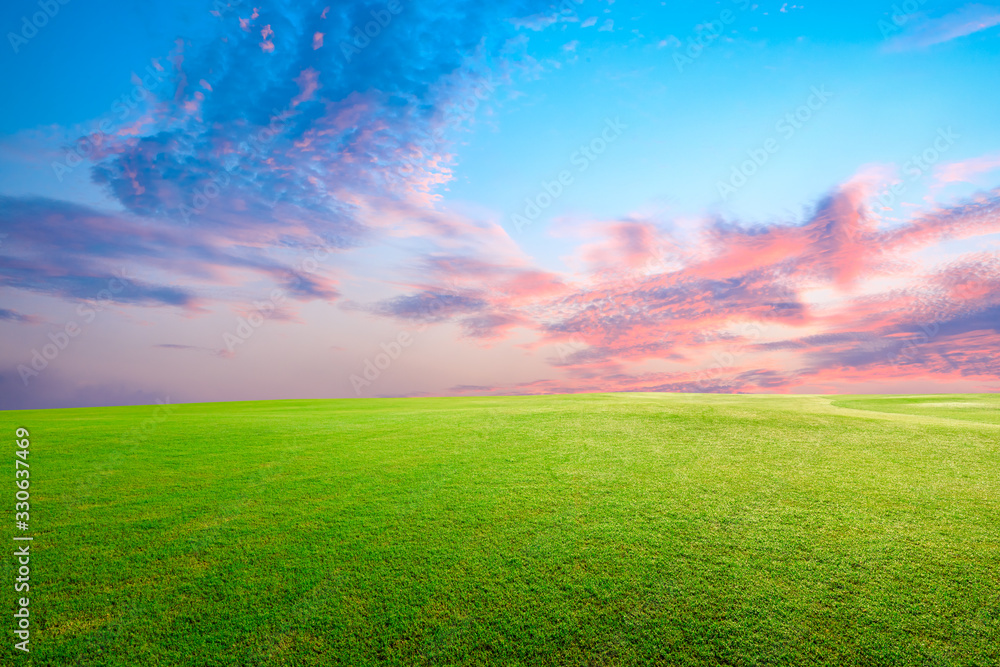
[361, 179, 1000, 394]
[291, 68, 320, 107]
[260, 24, 274, 52]
[935, 152, 1000, 184]
[885, 4, 1000, 51]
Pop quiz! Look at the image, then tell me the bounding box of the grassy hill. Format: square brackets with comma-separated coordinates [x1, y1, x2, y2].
[3, 393, 998, 665]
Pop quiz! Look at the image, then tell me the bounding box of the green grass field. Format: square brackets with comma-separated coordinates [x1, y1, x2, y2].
[3, 393, 999, 666]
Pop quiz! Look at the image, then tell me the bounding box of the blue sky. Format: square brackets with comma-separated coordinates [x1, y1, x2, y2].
[2, 0, 1000, 408]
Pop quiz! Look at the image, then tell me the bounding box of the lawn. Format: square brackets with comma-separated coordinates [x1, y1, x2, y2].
[3, 393, 998, 665]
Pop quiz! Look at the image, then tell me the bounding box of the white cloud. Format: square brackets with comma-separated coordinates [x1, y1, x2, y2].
[885, 3, 1000, 51]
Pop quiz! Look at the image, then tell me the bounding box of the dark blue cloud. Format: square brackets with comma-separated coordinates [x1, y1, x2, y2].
[0, 195, 343, 308]
[366, 290, 488, 321]
[0, 308, 38, 323]
[0, 367, 172, 411]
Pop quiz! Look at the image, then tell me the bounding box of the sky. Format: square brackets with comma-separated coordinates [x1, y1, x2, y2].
[1, 0, 999, 409]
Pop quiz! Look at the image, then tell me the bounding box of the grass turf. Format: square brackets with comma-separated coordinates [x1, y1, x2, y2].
[2, 393, 998, 666]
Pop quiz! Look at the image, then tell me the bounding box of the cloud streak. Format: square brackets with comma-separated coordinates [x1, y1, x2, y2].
[885, 3, 1000, 51]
